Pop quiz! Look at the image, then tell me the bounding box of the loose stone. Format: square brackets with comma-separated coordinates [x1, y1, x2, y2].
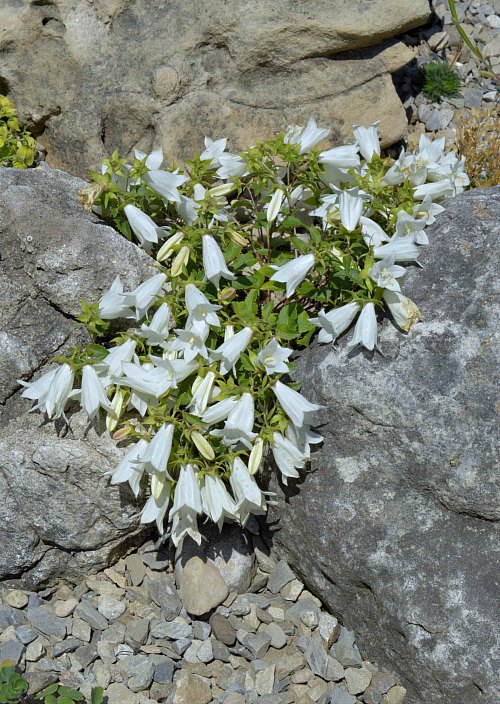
[118, 654, 155, 692]
[381, 685, 407, 704]
[344, 665, 373, 695]
[154, 658, 175, 684]
[196, 638, 214, 663]
[52, 637, 82, 657]
[262, 622, 287, 649]
[54, 598, 79, 618]
[180, 557, 229, 616]
[267, 561, 296, 594]
[364, 671, 398, 704]
[70, 617, 91, 642]
[172, 671, 211, 704]
[325, 656, 344, 682]
[305, 635, 329, 678]
[97, 595, 126, 621]
[26, 639, 45, 662]
[243, 632, 272, 658]
[27, 606, 67, 639]
[281, 579, 304, 601]
[255, 664, 275, 695]
[15, 626, 38, 645]
[75, 600, 108, 631]
[210, 613, 237, 646]
[149, 577, 182, 621]
[126, 554, 148, 586]
[151, 619, 192, 640]
[192, 620, 212, 640]
[126, 618, 150, 646]
[4, 590, 29, 609]
[329, 684, 358, 704]
[0, 638, 25, 666]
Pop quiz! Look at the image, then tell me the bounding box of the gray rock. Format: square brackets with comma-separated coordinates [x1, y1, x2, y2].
[27, 606, 66, 639]
[270, 189, 500, 703]
[154, 658, 175, 684]
[126, 554, 148, 587]
[0, 168, 152, 589]
[4, 590, 29, 609]
[267, 561, 296, 595]
[171, 637, 192, 655]
[15, 626, 37, 644]
[73, 643, 98, 669]
[329, 685, 358, 704]
[151, 620, 192, 640]
[262, 623, 287, 649]
[331, 628, 363, 668]
[286, 599, 320, 628]
[118, 654, 155, 692]
[211, 636, 231, 662]
[97, 595, 126, 621]
[75, 600, 108, 631]
[424, 107, 454, 131]
[0, 638, 25, 666]
[243, 632, 272, 658]
[196, 638, 214, 663]
[0, 605, 26, 629]
[175, 524, 256, 593]
[0, 2, 429, 177]
[125, 619, 150, 646]
[305, 634, 329, 678]
[180, 557, 229, 616]
[149, 576, 182, 621]
[464, 87, 484, 108]
[364, 671, 398, 704]
[52, 637, 82, 657]
[192, 621, 212, 640]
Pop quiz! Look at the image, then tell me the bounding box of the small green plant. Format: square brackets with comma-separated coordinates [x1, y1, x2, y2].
[421, 61, 461, 102]
[0, 661, 28, 704]
[36, 683, 103, 704]
[0, 95, 37, 168]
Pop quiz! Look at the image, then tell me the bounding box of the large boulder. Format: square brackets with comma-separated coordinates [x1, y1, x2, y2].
[0, 0, 429, 176]
[0, 166, 154, 587]
[270, 187, 500, 704]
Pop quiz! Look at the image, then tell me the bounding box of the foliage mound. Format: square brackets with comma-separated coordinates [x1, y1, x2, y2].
[421, 61, 461, 102]
[0, 96, 36, 168]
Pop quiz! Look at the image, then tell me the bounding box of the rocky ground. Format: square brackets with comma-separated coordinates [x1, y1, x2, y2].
[395, 0, 499, 147]
[0, 535, 405, 704]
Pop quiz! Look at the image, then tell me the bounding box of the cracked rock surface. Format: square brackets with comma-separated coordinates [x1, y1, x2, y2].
[0, 165, 154, 586]
[0, 0, 430, 176]
[270, 188, 500, 704]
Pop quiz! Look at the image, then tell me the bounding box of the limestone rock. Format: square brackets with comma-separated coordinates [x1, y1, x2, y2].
[180, 557, 229, 616]
[270, 188, 500, 704]
[0, 167, 154, 588]
[0, 2, 429, 176]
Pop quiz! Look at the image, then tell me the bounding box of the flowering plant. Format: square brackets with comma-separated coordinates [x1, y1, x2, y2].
[21, 120, 469, 546]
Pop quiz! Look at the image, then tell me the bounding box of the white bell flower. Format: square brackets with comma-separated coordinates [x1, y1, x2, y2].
[412, 196, 444, 226]
[202, 235, 234, 289]
[123, 273, 167, 321]
[285, 422, 323, 456]
[169, 319, 210, 362]
[272, 431, 308, 484]
[374, 237, 420, 263]
[124, 204, 162, 250]
[19, 367, 57, 405]
[413, 180, 455, 200]
[200, 136, 227, 167]
[80, 365, 114, 419]
[169, 464, 203, 545]
[338, 187, 368, 231]
[230, 457, 267, 525]
[139, 303, 171, 346]
[266, 189, 285, 223]
[270, 253, 315, 297]
[310, 301, 361, 344]
[141, 473, 171, 532]
[141, 423, 175, 477]
[100, 339, 137, 380]
[189, 372, 216, 416]
[216, 154, 247, 180]
[272, 380, 323, 428]
[284, 118, 330, 154]
[185, 284, 221, 327]
[41, 364, 74, 420]
[201, 396, 238, 425]
[257, 338, 292, 374]
[134, 146, 164, 171]
[395, 211, 428, 245]
[348, 302, 378, 351]
[111, 439, 149, 497]
[211, 393, 257, 450]
[118, 361, 173, 398]
[201, 474, 239, 529]
[144, 169, 188, 203]
[170, 507, 202, 546]
[98, 275, 134, 320]
[359, 216, 390, 248]
[383, 290, 422, 332]
[368, 257, 406, 292]
[353, 123, 381, 162]
[319, 144, 360, 170]
[211, 326, 253, 375]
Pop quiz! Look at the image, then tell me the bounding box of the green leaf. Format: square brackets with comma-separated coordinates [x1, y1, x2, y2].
[42, 695, 58, 704]
[91, 687, 104, 704]
[58, 686, 85, 699]
[39, 684, 59, 696]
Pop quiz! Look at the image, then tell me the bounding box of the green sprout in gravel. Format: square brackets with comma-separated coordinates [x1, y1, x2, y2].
[421, 61, 461, 103]
[0, 95, 37, 168]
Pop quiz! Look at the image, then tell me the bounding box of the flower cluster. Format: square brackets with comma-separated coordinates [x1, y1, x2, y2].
[23, 120, 467, 546]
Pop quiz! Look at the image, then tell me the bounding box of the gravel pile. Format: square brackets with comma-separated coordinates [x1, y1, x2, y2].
[0, 539, 405, 704]
[394, 0, 499, 147]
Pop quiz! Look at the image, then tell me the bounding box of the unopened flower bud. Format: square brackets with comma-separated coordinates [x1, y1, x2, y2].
[156, 232, 184, 262]
[192, 431, 215, 460]
[106, 388, 125, 432]
[171, 245, 190, 276]
[218, 287, 237, 303]
[249, 437, 264, 475]
[112, 425, 132, 441]
[209, 183, 238, 197]
[228, 229, 249, 246]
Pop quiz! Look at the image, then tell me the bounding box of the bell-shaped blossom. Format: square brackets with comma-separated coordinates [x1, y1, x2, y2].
[202, 235, 234, 289]
[123, 273, 167, 321]
[189, 372, 216, 416]
[111, 438, 149, 497]
[383, 290, 422, 332]
[19, 368, 57, 405]
[270, 253, 315, 297]
[359, 216, 390, 248]
[169, 464, 203, 545]
[200, 136, 227, 167]
[216, 154, 247, 180]
[106, 388, 125, 433]
[413, 180, 455, 200]
[185, 284, 221, 327]
[257, 339, 292, 374]
[266, 189, 284, 223]
[118, 361, 173, 398]
[230, 457, 267, 525]
[139, 303, 171, 346]
[80, 365, 114, 419]
[211, 393, 257, 450]
[272, 380, 323, 428]
[319, 144, 360, 170]
[144, 169, 188, 203]
[98, 275, 134, 320]
[374, 237, 420, 263]
[169, 319, 210, 362]
[284, 118, 330, 154]
[134, 146, 164, 171]
[310, 193, 339, 227]
[353, 123, 380, 162]
[22, 363, 74, 420]
[201, 474, 239, 529]
[101, 339, 137, 380]
[395, 211, 428, 245]
[170, 506, 202, 546]
[140, 473, 171, 532]
[201, 396, 238, 425]
[285, 422, 323, 456]
[310, 301, 361, 344]
[272, 431, 308, 484]
[141, 423, 175, 476]
[368, 257, 406, 292]
[339, 187, 368, 231]
[412, 196, 444, 226]
[348, 302, 378, 351]
[124, 204, 161, 250]
[156, 232, 184, 263]
[211, 326, 253, 375]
